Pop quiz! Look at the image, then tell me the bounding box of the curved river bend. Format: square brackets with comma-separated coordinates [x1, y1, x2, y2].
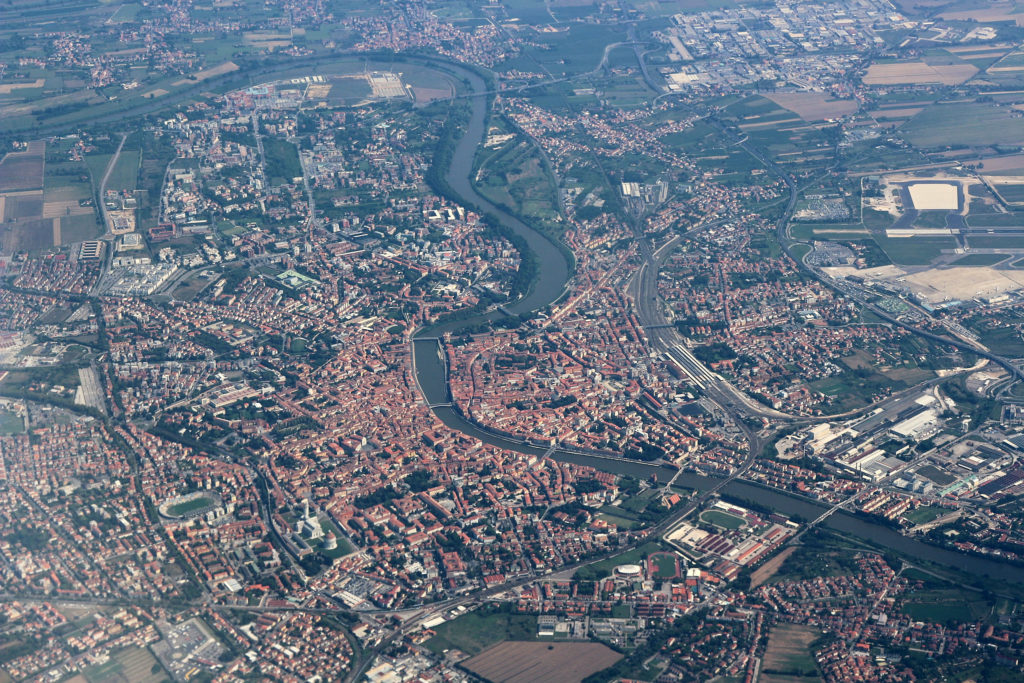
[404, 59, 1024, 586]
[58, 49, 1021, 586]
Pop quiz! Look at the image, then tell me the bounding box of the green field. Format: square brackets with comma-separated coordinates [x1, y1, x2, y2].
[789, 222, 866, 240]
[992, 183, 1024, 204]
[0, 410, 25, 434]
[903, 505, 946, 525]
[166, 495, 216, 516]
[700, 509, 746, 530]
[318, 520, 354, 558]
[790, 243, 811, 261]
[902, 589, 990, 624]
[873, 235, 957, 265]
[597, 511, 640, 529]
[649, 552, 678, 579]
[901, 102, 1024, 149]
[966, 234, 1024, 250]
[949, 253, 1008, 266]
[574, 541, 663, 582]
[976, 326, 1023, 356]
[105, 148, 140, 192]
[262, 137, 302, 184]
[425, 606, 537, 655]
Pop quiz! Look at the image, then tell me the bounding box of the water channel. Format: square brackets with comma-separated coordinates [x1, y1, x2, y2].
[404, 60, 1024, 586]
[61, 48, 1021, 585]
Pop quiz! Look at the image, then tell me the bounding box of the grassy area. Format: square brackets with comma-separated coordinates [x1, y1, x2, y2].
[424, 606, 537, 656]
[574, 541, 663, 582]
[84, 153, 113, 189]
[808, 358, 934, 413]
[789, 243, 811, 263]
[166, 495, 216, 516]
[318, 519, 354, 558]
[610, 603, 632, 619]
[700, 509, 746, 530]
[105, 148, 140, 192]
[649, 552, 678, 579]
[900, 102, 1024, 149]
[0, 410, 25, 434]
[902, 589, 990, 624]
[597, 512, 640, 529]
[262, 137, 302, 184]
[873, 235, 957, 265]
[790, 222, 866, 240]
[768, 543, 862, 584]
[966, 234, 1024, 250]
[903, 506, 946, 525]
[975, 326, 1024, 356]
[949, 253, 1008, 266]
[760, 623, 820, 679]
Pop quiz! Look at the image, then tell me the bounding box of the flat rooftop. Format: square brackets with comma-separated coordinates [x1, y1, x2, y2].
[908, 182, 958, 211]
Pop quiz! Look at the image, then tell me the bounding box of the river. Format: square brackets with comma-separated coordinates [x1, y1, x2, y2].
[403, 61, 1024, 585]
[40, 48, 1020, 585]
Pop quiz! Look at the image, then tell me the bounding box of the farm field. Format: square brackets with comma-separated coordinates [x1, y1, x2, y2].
[765, 93, 857, 121]
[973, 153, 1024, 173]
[863, 60, 976, 86]
[0, 142, 44, 192]
[760, 623, 821, 681]
[462, 641, 622, 683]
[0, 142, 50, 252]
[900, 103, 1024, 148]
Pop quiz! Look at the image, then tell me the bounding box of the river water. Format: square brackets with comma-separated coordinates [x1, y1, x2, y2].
[25, 45, 1017, 586]
[403, 61, 1024, 585]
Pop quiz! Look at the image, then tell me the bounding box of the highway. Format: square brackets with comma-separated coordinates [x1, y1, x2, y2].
[90, 132, 127, 296]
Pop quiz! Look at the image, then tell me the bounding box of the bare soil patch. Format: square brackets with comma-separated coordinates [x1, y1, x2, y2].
[974, 153, 1024, 173]
[0, 149, 43, 192]
[751, 546, 797, 588]
[172, 61, 238, 86]
[766, 93, 857, 121]
[863, 61, 977, 86]
[462, 641, 621, 683]
[761, 623, 821, 680]
[0, 79, 45, 94]
[941, 5, 1024, 25]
